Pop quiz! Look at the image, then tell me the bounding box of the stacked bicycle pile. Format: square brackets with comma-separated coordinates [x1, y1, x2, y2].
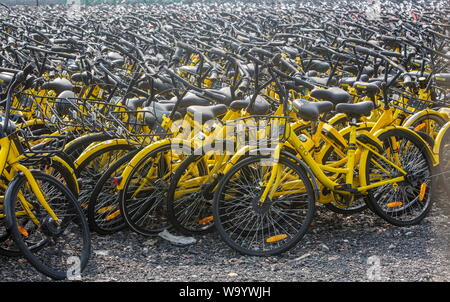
[0, 0, 449, 279]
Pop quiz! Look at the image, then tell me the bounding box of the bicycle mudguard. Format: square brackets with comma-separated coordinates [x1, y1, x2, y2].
[371, 125, 437, 166]
[402, 109, 449, 128]
[327, 112, 347, 126]
[432, 121, 450, 163]
[51, 154, 79, 194]
[74, 138, 131, 169]
[115, 138, 194, 190]
[63, 132, 105, 151]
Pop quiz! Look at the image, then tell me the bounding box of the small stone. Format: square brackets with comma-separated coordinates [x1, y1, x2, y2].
[228, 272, 238, 277]
[405, 232, 413, 236]
[388, 244, 396, 249]
[320, 244, 330, 251]
[95, 250, 109, 256]
[293, 253, 311, 261]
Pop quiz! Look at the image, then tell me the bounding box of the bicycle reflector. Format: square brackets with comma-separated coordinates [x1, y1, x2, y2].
[266, 234, 288, 243]
[419, 183, 427, 201]
[386, 202, 403, 207]
[17, 225, 29, 237]
[198, 216, 214, 225]
[113, 176, 123, 187]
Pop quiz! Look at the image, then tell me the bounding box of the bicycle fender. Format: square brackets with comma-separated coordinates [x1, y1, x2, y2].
[402, 109, 448, 128]
[74, 138, 131, 169]
[433, 121, 450, 163]
[116, 138, 193, 190]
[373, 126, 437, 166]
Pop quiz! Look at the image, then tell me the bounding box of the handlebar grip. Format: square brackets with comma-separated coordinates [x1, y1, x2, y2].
[209, 69, 219, 80]
[354, 46, 380, 58]
[209, 47, 228, 58]
[381, 51, 403, 58]
[292, 76, 315, 90]
[176, 41, 196, 53]
[250, 47, 273, 58]
[272, 54, 298, 74]
[244, 53, 265, 65]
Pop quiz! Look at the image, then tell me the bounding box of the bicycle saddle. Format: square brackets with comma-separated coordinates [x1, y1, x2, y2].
[229, 95, 270, 115]
[343, 65, 374, 77]
[54, 90, 76, 116]
[304, 60, 330, 73]
[124, 97, 147, 110]
[353, 81, 380, 97]
[340, 74, 369, 87]
[434, 73, 450, 88]
[335, 101, 374, 119]
[186, 104, 228, 122]
[137, 77, 174, 94]
[204, 87, 233, 105]
[0, 117, 17, 136]
[0, 72, 14, 86]
[42, 78, 74, 94]
[140, 105, 181, 127]
[310, 87, 350, 105]
[307, 76, 338, 86]
[169, 92, 212, 108]
[293, 100, 334, 121]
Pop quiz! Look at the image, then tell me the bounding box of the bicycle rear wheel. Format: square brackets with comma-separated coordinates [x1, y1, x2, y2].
[4, 171, 91, 280]
[363, 129, 434, 226]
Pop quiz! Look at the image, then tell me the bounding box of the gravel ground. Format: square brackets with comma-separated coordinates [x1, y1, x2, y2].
[1, 191, 449, 282]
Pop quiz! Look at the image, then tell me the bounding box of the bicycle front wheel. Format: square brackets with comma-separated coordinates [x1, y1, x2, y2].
[4, 171, 91, 280]
[213, 155, 316, 256]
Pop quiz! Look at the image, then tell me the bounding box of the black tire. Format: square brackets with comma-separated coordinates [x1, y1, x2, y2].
[364, 129, 434, 226]
[4, 171, 91, 280]
[64, 133, 113, 161]
[166, 152, 211, 235]
[87, 150, 139, 235]
[213, 155, 316, 256]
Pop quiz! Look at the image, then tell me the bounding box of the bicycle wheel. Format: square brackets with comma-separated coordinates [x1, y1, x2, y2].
[213, 155, 316, 256]
[120, 144, 186, 236]
[411, 114, 446, 142]
[76, 144, 136, 211]
[1, 155, 78, 257]
[87, 150, 139, 235]
[4, 171, 91, 280]
[166, 152, 212, 235]
[363, 129, 434, 226]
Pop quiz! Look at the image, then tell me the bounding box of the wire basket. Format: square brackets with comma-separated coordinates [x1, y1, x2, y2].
[389, 88, 449, 114]
[26, 93, 129, 133]
[107, 108, 174, 146]
[7, 116, 71, 165]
